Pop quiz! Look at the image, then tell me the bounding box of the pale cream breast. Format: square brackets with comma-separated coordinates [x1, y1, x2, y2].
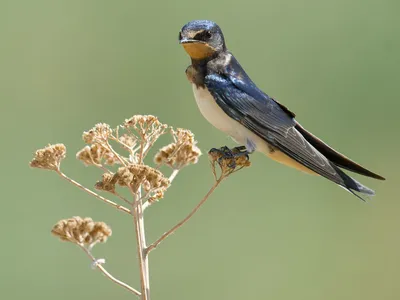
[192, 84, 270, 153]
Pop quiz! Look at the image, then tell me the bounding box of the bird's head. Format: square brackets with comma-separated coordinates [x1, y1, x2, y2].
[179, 20, 226, 60]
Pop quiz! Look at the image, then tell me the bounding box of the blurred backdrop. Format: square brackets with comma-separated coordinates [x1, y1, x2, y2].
[1, 0, 400, 299]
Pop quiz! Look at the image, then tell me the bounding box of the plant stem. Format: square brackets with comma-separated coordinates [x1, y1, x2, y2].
[168, 169, 179, 182]
[57, 171, 131, 214]
[132, 188, 150, 300]
[113, 192, 133, 205]
[79, 245, 141, 297]
[146, 177, 223, 254]
[106, 141, 128, 166]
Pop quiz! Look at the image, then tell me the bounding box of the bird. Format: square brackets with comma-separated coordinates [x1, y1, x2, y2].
[178, 20, 385, 200]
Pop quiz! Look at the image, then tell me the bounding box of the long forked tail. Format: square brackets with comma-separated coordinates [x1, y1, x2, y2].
[295, 122, 385, 180]
[332, 164, 375, 201]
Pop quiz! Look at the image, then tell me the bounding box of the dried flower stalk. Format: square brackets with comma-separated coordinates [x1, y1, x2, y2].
[30, 115, 249, 299]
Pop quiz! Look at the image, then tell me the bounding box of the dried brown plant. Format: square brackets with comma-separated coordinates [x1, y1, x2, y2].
[51, 216, 112, 246]
[30, 115, 250, 299]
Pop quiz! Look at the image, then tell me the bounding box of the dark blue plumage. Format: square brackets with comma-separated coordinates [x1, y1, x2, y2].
[179, 20, 384, 200]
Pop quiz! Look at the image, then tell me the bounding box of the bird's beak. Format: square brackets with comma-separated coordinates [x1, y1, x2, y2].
[179, 38, 204, 44]
[180, 38, 214, 59]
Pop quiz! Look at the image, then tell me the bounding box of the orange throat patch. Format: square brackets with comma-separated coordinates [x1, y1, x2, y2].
[183, 43, 215, 59]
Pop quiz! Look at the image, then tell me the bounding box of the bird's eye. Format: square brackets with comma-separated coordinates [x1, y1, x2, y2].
[204, 30, 212, 39]
[194, 30, 212, 41]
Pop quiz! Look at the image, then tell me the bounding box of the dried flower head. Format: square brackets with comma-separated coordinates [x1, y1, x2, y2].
[122, 115, 168, 162]
[208, 147, 251, 178]
[30, 144, 66, 171]
[114, 164, 169, 193]
[125, 115, 167, 140]
[76, 144, 119, 166]
[95, 172, 117, 193]
[154, 128, 201, 169]
[83, 123, 112, 144]
[124, 115, 162, 130]
[51, 217, 112, 247]
[119, 133, 137, 149]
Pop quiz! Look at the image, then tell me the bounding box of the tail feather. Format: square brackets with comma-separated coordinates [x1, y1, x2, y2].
[332, 164, 375, 201]
[295, 122, 385, 180]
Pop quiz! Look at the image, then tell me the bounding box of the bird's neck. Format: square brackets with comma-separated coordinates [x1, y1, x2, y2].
[187, 51, 228, 87]
[186, 57, 209, 88]
[191, 57, 210, 69]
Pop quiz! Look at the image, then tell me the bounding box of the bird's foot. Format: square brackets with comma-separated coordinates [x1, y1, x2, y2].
[208, 145, 250, 169]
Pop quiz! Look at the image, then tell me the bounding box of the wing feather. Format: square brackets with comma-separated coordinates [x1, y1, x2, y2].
[203, 54, 380, 198]
[205, 70, 346, 186]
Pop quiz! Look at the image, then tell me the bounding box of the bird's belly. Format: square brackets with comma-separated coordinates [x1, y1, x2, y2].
[192, 85, 269, 151]
[192, 85, 236, 133]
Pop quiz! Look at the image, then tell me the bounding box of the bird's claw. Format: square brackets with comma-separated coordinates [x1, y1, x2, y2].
[209, 145, 250, 169]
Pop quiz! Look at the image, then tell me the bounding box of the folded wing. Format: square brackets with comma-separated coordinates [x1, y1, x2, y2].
[204, 56, 382, 198]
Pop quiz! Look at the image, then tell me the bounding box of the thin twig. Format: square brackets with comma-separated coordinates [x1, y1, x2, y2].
[142, 169, 179, 211]
[113, 192, 133, 206]
[110, 134, 137, 159]
[87, 160, 110, 174]
[168, 169, 180, 183]
[99, 165, 111, 173]
[140, 190, 152, 202]
[141, 201, 151, 211]
[57, 171, 131, 214]
[105, 141, 129, 166]
[78, 244, 141, 297]
[138, 139, 145, 164]
[140, 189, 160, 211]
[142, 132, 165, 159]
[145, 177, 223, 254]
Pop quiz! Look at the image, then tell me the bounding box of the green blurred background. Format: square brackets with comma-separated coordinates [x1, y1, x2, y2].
[2, 0, 399, 299]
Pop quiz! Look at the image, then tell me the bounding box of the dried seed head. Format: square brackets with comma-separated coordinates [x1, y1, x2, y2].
[124, 115, 161, 129]
[121, 115, 168, 162]
[173, 128, 195, 144]
[208, 147, 251, 178]
[119, 133, 137, 148]
[154, 128, 201, 169]
[124, 115, 168, 140]
[95, 172, 117, 193]
[145, 166, 169, 189]
[30, 144, 66, 171]
[51, 217, 112, 247]
[114, 164, 169, 193]
[76, 144, 119, 166]
[83, 123, 112, 144]
[115, 166, 134, 187]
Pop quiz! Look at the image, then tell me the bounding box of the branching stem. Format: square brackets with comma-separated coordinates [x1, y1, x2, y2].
[57, 171, 131, 214]
[142, 169, 180, 211]
[145, 177, 224, 254]
[113, 192, 133, 205]
[78, 244, 141, 297]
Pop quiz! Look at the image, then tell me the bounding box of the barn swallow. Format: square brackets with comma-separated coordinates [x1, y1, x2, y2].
[179, 20, 385, 200]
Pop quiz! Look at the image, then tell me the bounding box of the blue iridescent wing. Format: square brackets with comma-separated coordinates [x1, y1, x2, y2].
[204, 57, 349, 187]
